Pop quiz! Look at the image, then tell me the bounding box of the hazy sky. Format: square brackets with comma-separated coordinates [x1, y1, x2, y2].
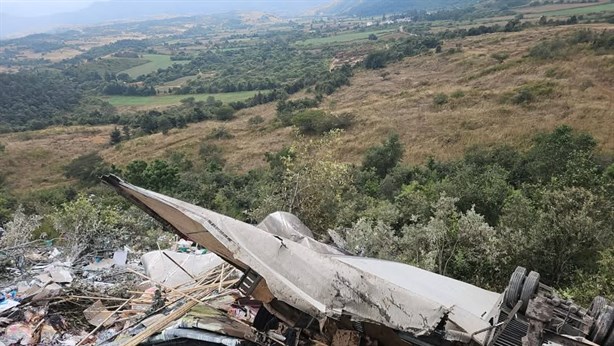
[0, 0, 98, 17]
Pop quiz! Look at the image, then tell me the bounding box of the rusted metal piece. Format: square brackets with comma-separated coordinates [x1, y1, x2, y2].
[522, 296, 553, 346]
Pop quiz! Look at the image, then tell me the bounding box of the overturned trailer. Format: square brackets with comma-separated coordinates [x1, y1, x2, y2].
[102, 175, 614, 346]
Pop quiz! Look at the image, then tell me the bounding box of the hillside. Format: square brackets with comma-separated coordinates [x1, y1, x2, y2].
[1, 24, 612, 193]
[315, 0, 475, 16]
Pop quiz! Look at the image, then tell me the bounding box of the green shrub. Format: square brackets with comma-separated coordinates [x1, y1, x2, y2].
[491, 52, 510, 63]
[248, 115, 265, 125]
[510, 81, 557, 104]
[207, 126, 234, 140]
[433, 93, 449, 106]
[364, 51, 389, 69]
[63, 152, 110, 185]
[451, 90, 466, 99]
[213, 105, 236, 121]
[529, 39, 568, 60]
[291, 110, 354, 135]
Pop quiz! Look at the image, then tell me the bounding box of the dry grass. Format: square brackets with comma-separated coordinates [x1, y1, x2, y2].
[0, 126, 113, 192]
[2, 25, 613, 193]
[101, 102, 292, 172]
[323, 24, 614, 164]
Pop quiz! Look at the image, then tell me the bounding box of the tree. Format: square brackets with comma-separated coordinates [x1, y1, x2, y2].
[109, 127, 122, 144]
[250, 131, 353, 236]
[499, 187, 611, 286]
[526, 125, 597, 184]
[364, 51, 388, 69]
[122, 125, 131, 140]
[125, 159, 179, 192]
[64, 152, 110, 185]
[362, 134, 405, 178]
[158, 117, 172, 135]
[51, 195, 123, 263]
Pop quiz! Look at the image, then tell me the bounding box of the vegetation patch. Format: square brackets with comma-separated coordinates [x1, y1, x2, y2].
[104, 90, 261, 107]
[121, 54, 189, 78]
[290, 110, 354, 135]
[501, 80, 558, 104]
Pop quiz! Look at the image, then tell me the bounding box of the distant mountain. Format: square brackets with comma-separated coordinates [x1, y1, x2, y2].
[0, 0, 480, 38]
[0, 0, 331, 38]
[313, 0, 476, 16]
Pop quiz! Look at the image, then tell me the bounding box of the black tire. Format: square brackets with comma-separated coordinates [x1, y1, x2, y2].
[504, 266, 527, 309]
[519, 271, 540, 313]
[591, 305, 614, 344]
[590, 296, 609, 318]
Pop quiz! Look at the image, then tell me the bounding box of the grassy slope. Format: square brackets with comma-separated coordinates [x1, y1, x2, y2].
[103, 24, 614, 169]
[0, 126, 113, 192]
[120, 54, 189, 78]
[1, 24, 613, 193]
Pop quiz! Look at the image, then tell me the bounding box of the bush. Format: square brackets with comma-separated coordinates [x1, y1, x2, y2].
[0, 206, 42, 249]
[362, 134, 405, 178]
[213, 105, 236, 121]
[248, 115, 265, 125]
[491, 52, 509, 63]
[451, 90, 466, 99]
[364, 51, 389, 69]
[64, 152, 110, 185]
[199, 142, 226, 169]
[529, 39, 568, 59]
[291, 110, 354, 135]
[207, 126, 234, 140]
[433, 93, 449, 105]
[510, 81, 556, 104]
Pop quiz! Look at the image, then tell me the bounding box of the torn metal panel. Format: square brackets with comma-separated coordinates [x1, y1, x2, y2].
[257, 211, 344, 255]
[102, 175, 501, 341]
[141, 250, 225, 287]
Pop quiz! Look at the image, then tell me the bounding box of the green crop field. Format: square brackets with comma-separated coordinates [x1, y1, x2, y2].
[120, 54, 189, 78]
[103, 90, 262, 107]
[537, 2, 614, 16]
[295, 28, 397, 46]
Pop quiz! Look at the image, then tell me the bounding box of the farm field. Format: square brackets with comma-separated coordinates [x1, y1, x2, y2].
[537, 2, 614, 16]
[103, 90, 262, 107]
[155, 75, 199, 92]
[120, 54, 189, 78]
[295, 28, 398, 46]
[518, 1, 613, 15]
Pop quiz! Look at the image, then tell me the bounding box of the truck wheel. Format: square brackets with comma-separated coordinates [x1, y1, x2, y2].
[519, 271, 540, 313]
[590, 296, 609, 319]
[504, 266, 527, 309]
[591, 305, 614, 344]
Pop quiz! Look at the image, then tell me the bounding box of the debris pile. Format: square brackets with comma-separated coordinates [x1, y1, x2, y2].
[0, 239, 262, 346]
[2, 174, 609, 346]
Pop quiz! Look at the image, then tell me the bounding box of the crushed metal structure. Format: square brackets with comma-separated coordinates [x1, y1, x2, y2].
[102, 175, 614, 346]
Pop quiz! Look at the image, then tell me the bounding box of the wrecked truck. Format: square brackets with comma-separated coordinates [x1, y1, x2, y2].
[102, 175, 614, 346]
